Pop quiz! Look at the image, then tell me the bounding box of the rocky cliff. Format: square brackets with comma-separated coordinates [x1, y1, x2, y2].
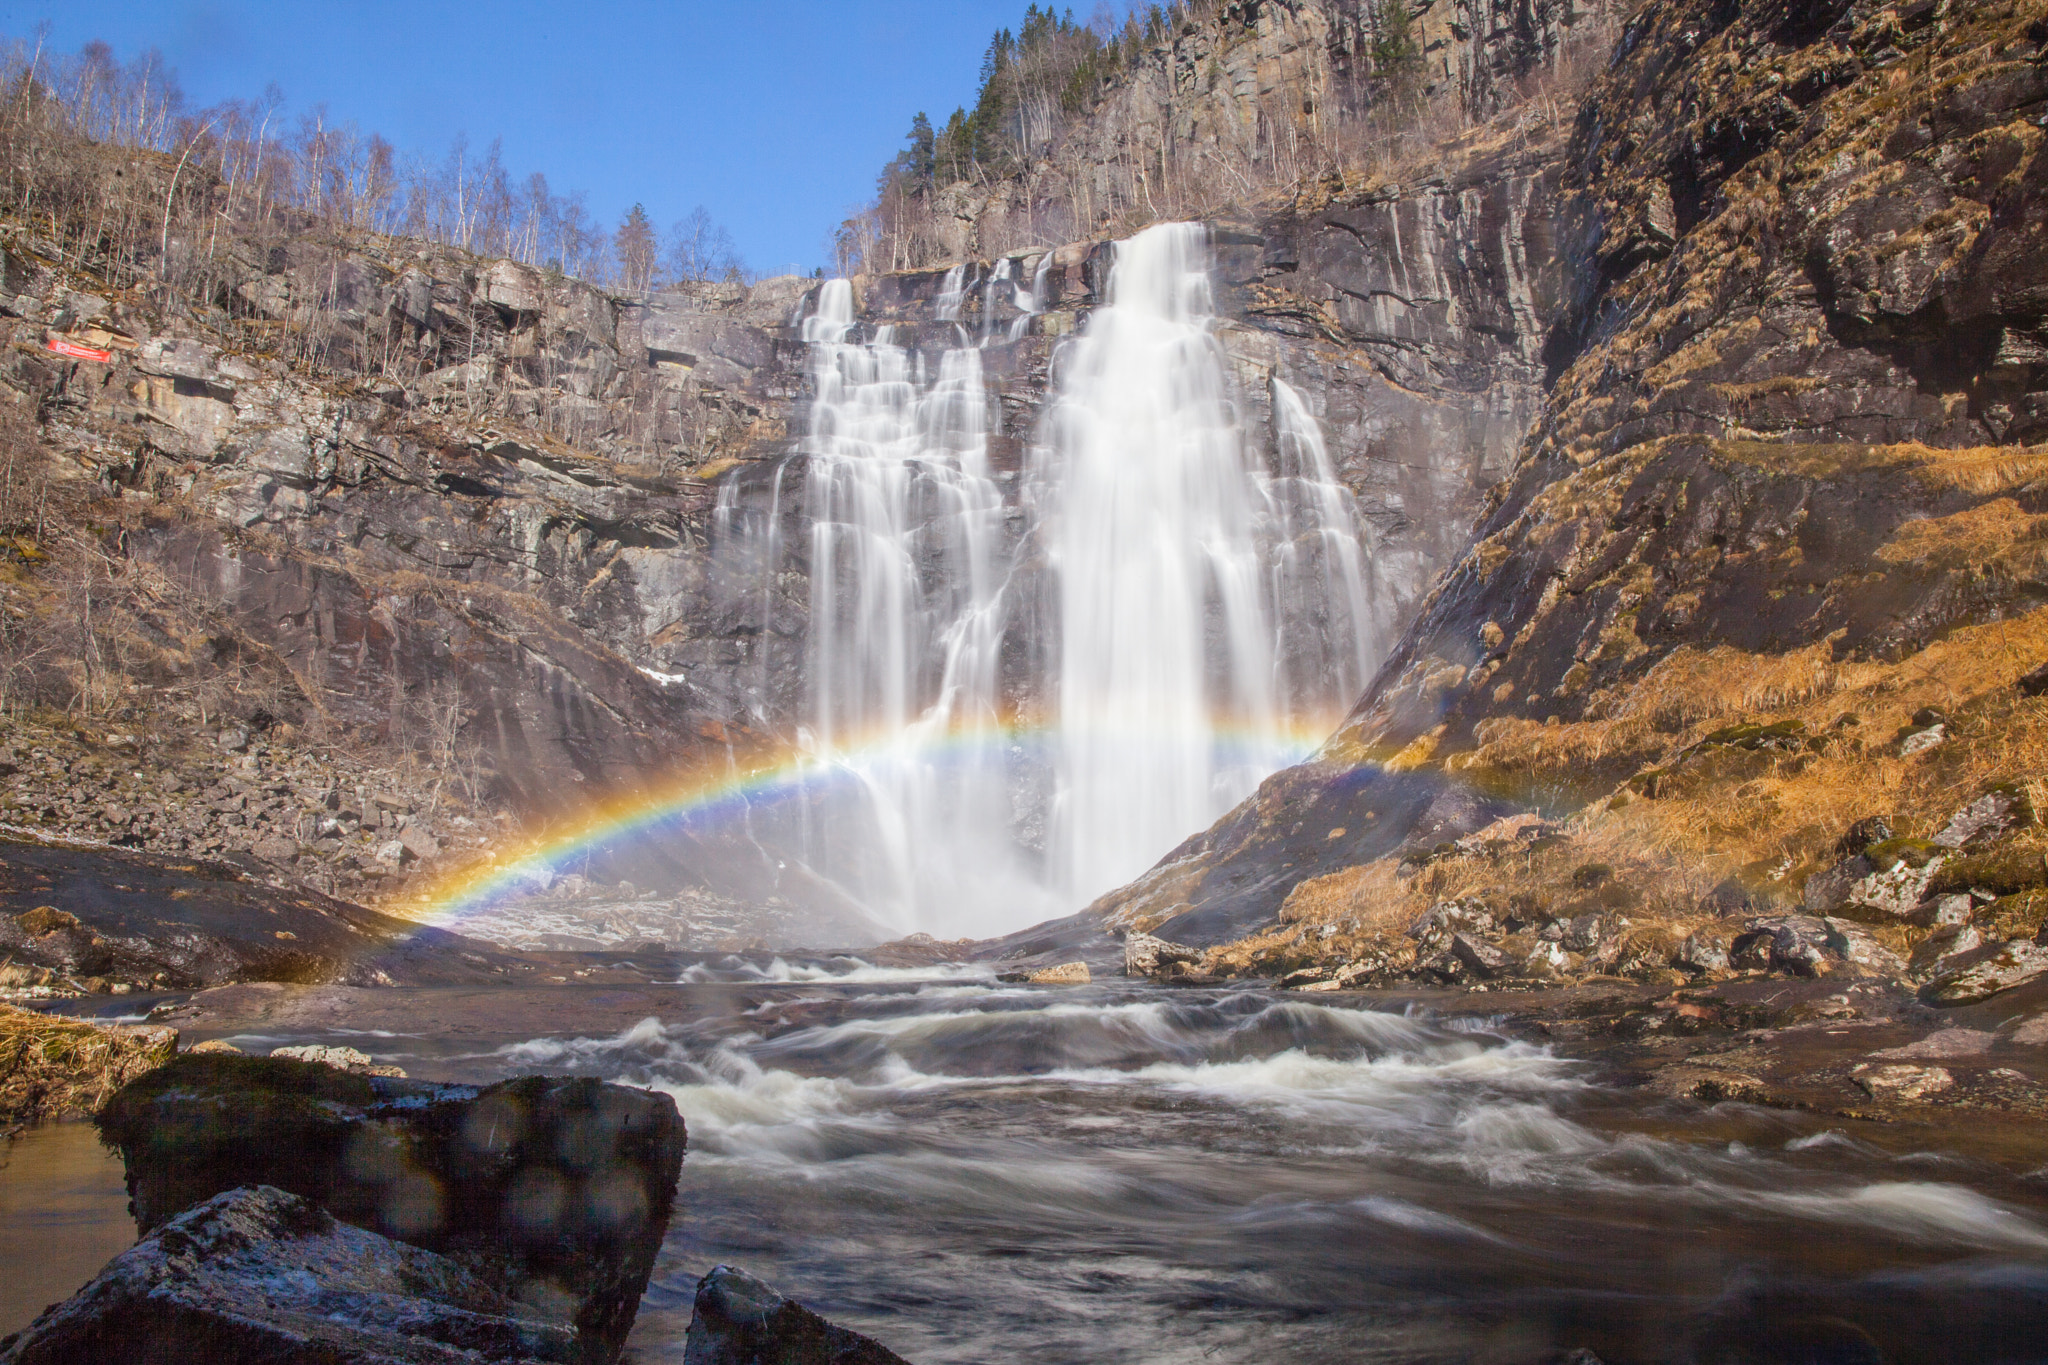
[915, 0, 1620, 262]
[1099, 0, 2048, 986]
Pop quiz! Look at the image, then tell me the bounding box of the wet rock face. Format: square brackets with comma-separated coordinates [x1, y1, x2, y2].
[1092, 0, 2048, 939]
[0, 835, 538, 992]
[96, 1055, 685, 1365]
[0, 1184, 574, 1365]
[682, 1265, 909, 1365]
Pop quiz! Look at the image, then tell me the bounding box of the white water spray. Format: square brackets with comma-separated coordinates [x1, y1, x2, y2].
[1032, 221, 1292, 900]
[723, 225, 1381, 933]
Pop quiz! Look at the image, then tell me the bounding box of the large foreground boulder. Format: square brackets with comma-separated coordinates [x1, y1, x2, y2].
[95, 1054, 685, 1364]
[683, 1266, 909, 1365]
[0, 1184, 572, 1364]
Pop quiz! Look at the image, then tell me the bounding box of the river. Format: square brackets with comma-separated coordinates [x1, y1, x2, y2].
[18, 963, 2036, 1363]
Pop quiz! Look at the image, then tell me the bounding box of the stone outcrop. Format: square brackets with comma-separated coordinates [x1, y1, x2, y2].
[681, 1266, 909, 1365]
[1090, 0, 2048, 946]
[0, 1184, 574, 1365]
[96, 1054, 686, 1365]
[0, 834, 541, 994]
[911, 0, 1621, 262]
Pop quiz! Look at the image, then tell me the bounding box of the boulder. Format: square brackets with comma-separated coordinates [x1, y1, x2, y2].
[1674, 931, 1730, 974]
[1831, 853, 1944, 923]
[1122, 932, 1197, 977]
[1449, 932, 1509, 979]
[1801, 855, 1871, 914]
[95, 1054, 685, 1365]
[1908, 924, 1983, 979]
[1026, 961, 1090, 985]
[0, 1184, 572, 1364]
[1923, 941, 2048, 1005]
[681, 1265, 908, 1365]
[1819, 918, 1907, 976]
[1731, 916, 1833, 977]
[1931, 786, 2033, 850]
[1920, 893, 1975, 927]
[1852, 1064, 1954, 1102]
[1406, 899, 1494, 949]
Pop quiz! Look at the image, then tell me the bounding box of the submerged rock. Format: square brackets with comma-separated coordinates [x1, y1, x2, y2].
[0, 1184, 573, 1364]
[1852, 1064, 1955, 1103]
[95, 1054, 685, 1365]
[682, 1265, 909, 1365]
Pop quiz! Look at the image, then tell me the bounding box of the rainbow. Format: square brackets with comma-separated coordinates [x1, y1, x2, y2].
[408, 713, 1350, 931]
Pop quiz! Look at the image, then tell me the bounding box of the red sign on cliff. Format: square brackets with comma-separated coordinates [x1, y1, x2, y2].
[46, 336, 112, 363]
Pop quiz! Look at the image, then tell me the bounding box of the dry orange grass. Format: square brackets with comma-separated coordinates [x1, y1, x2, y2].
[1876, 497, 2048, 572]
[1257, 606, 2048, 966]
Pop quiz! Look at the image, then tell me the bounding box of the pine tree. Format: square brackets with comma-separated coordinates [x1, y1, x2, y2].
[1370, 0, 1423, 106]
[615, 202, 658, 294]
[907, 112, 935, 186]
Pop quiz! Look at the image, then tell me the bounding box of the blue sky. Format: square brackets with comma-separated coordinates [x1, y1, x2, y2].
[0, 1, 1065, 275]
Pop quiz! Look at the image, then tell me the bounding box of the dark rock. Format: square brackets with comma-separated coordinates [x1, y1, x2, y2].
[1674, 931, 1731, 974]
[1836, 816, 1894, 858]
[1406, 898, 1495, 950]
[1734, 916, 1836, 977]
[0, 1184, 572, 1364]
[682, 1265, 909, 1365]
[1560, 913, 1609, 953]
[0, 834, 536, 989]
[1449, 932, 1510, 979]
[2018, 661, 2048, 697]
[1801, 855, 1872, 914]
[1819, 917, 1907, 976]
[1703, 878, 1752, 916]
[96, 1054, 685, 1365]
[1923, 941, 2048, 1005]
[1417, 950, 1467, 984]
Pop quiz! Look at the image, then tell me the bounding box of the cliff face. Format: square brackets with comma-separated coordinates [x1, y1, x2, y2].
[1098, 0, 2048, 950]
[2, 239, 812, 808]
[921, 0, 1618, 262]
[5, 125, 1565, 841]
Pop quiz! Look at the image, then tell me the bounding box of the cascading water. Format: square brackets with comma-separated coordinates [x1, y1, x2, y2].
[786, 280, 1046, 931]
[1267, 377, 1383, 712]
[720, 224, 1382, 934]
[1030, 222, 1289, 901]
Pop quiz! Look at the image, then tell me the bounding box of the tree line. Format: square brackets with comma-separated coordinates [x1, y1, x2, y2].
[0, 28, 750, 299]
[839, 0, 1608, 275]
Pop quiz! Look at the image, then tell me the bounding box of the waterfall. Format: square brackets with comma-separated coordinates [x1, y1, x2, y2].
[1031, 221, 1287, 901]
[1268, 377, 1380, 712]
[784, 279, 1047, 931]
[716, 226, 1380, 935]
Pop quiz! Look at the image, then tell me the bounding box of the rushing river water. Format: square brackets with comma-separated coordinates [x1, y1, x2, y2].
[52, 967, 2036, 1364]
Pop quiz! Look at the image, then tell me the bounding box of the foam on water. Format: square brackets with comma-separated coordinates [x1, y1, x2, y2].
[493, 989, 2048, 1268]
[670, 956, 996, 986]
